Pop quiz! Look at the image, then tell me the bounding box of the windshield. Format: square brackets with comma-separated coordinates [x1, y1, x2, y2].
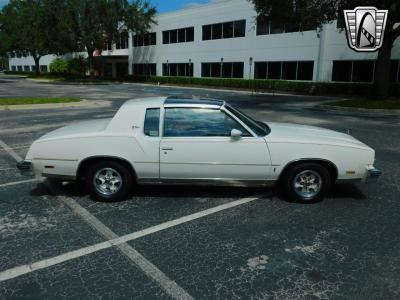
[224, 104, 270, 136]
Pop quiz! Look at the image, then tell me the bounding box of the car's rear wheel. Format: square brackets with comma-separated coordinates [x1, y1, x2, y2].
[280, 162, 331, 203]
[86, 161, 133, 201]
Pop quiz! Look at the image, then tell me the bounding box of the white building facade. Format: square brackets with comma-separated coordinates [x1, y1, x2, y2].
[8, 0, 400, 83]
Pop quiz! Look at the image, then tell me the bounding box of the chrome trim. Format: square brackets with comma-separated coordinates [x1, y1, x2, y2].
[220, 106, 258, 138]
[138, 178, 276, 187]
[160, 161, 271, 166]
[164, 104, 222, 109]
[34, 158, 78, 162]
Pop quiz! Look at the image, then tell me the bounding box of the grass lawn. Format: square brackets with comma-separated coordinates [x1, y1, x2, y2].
[326, 98, 400, 109]
[0, 97, 81, 105]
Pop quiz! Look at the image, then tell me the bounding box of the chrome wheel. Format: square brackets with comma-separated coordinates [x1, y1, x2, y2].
[93, 168, 122, 197]
[293, 170, 322, 200]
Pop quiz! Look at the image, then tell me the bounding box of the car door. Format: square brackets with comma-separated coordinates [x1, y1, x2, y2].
[159, 107, 272, 182]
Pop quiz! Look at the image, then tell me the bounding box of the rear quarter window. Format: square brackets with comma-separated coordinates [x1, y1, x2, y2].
[144, 108, 160, 137]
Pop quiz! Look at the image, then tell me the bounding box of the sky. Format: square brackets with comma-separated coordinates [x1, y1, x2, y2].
[0, 0, 211, 13]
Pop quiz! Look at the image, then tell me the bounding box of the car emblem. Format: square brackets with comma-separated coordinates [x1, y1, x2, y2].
[344, 7, 388, 52]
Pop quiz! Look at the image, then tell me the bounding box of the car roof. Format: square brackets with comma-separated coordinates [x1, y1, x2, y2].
[164, 96, 225, 108]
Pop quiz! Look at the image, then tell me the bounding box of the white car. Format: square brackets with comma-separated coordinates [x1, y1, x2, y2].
[18, 96, 381, 203]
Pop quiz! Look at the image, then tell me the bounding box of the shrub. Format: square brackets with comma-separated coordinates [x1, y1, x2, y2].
[124, 75, 400, 97]
[49, 58, 68, 73]
[67, 56, 87, 76]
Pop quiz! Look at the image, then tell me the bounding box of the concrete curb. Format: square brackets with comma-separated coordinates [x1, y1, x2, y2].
[0, 99, 111, 111]
[26, 78, 120, 85]
[123, 82, 337, 99]
[313, 104, 400, 117]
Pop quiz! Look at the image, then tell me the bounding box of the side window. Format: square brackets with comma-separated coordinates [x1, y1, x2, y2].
[164, 108, 251, 137]
[144, 108, 160, 137]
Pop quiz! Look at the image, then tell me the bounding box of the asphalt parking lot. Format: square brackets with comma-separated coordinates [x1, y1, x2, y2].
[1, 75, 400, 299]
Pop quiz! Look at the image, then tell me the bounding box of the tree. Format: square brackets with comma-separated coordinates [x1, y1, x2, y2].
[1, 0, 75, 75]
[250, 0, 400, 98]
[67, 0, 156, 76]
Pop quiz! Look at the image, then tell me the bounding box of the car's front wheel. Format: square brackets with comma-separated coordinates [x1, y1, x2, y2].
[281, 163, 331, 203]
[86, 161, 133, 201]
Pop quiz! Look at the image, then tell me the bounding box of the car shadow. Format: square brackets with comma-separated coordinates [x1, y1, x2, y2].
[30, 180, 366, 203]
[29, 179, 269, 201]
[272, 183, 367, 204]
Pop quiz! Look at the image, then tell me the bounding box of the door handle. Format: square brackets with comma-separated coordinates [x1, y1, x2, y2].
[162, 147, 173, 151]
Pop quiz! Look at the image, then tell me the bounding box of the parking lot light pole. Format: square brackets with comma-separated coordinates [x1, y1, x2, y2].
[189, 58, 192, 83]
[167, 60, 169, 76]
[220, 57, 224, 78]
[249, 57, 253, 92]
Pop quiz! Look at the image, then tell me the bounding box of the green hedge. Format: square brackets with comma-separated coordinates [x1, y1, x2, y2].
[4, 71, 399, 97]
[125, 75, 400, 97]
[4, 71, 33, 75]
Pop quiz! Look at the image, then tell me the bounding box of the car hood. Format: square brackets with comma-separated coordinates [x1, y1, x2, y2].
[38, 118, 112, 141]
[265, 122, 372, 150]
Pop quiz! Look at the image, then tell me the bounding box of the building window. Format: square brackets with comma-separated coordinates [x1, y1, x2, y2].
[12, 66, 16, 71]
[162, 63, 193, 77]
[116, 31, 129, 49]
[186, 27, 194, 42]
[203, 25, 212, 40]
[202, 20, 246, 40]
[40, 65, 48, 72]
[282, 62, 297, 80]
[132, 63, 157, 76]
[234, 20, 246, 37]
[31, 65, 36, 72]
[133, 32, 156, 47]
[332, 60, 377, 82]
[223, 21, 234, 38]
[163, 27, 194, 44]
[202, 62, 244, 78]
[104, 41, 113, 51]
[256, 18, 269, 35]
[257, 19, 312, 35]
[17, 66, 22, 71]
[24, 65, 30, 72]
[255, 61, 314, 81]
[352, 61, 374, 82]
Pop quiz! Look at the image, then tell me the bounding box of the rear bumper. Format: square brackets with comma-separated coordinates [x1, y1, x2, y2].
[364, 166, 382, 183]
[17, 160, 34, 176]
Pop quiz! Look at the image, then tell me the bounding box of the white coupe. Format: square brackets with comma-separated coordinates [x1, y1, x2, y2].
[18, 96, 381, 203]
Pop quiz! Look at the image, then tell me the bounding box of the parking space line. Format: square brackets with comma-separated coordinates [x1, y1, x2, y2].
[0, 179, 40, 188]
[0, 138, 193, 300]
[0, 138, 268, 299]
[0, 193, 267, 284]
[56, 194, 194, 300]
[0, 139, 23, 161]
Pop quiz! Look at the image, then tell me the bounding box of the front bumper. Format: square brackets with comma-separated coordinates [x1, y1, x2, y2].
[364, 166, 382, 183]
[17, 160, 34, 176]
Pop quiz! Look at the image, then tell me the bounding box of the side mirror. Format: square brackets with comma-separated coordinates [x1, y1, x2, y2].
[231, 129, 242, 138]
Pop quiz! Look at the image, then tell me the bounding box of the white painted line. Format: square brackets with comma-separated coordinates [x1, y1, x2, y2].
[0, 145, 30, 152]
[0, 179, 40, 188]
[0, 139, 23, 161]
[0, 168, 16, 171]
[0, 193, 267, 288]
[111, 194, 266, 246]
